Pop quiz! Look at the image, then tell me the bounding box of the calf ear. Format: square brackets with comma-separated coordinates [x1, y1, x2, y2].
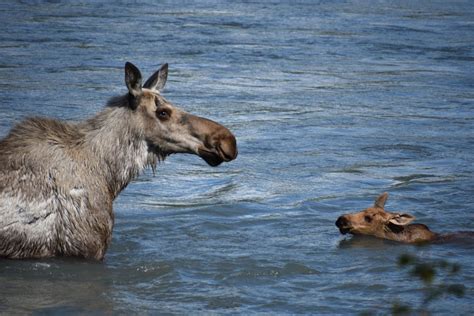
[144, 63, 168, 91]
[374, 192, 389, 209]
[125, 62, 143, 97]
[388, 213, 415, 226]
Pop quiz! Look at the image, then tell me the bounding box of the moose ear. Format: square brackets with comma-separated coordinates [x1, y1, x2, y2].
[388, 213, 415, 226]
[374, 192, 389, 209]
[143, 63, 168, 91]
[125, 62, 142, 97]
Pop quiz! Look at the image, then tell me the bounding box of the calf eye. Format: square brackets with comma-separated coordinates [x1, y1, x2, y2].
[364, 215, 372, 223]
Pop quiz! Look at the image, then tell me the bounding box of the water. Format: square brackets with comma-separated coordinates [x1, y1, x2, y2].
[1, 0, 473, 314]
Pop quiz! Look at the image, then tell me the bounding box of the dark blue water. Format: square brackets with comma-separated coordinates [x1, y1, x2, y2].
[1, 0, 473, 314]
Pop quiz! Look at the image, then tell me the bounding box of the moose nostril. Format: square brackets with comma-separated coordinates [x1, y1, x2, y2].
[217, 136, 238, 161]
[219, 146, 234, 161]
[335, 216, 347, 228]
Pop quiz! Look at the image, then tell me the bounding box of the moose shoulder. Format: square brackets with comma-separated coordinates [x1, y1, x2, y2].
[0, 62, 237, 260]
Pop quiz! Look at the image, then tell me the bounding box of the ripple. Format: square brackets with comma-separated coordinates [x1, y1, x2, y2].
[1, 0, 474, 314]
[362, 144, 433, 160]
[392, 173, 456, 186]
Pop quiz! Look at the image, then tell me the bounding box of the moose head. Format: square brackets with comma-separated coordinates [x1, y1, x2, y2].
[335, 193, 416, 238]
[123, 62, 237, 167]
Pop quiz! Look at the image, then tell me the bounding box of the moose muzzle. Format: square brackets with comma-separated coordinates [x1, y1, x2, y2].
[190, 115, 238, 167]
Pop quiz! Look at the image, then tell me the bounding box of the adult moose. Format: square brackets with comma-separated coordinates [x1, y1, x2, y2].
[0, 62, 237, 260]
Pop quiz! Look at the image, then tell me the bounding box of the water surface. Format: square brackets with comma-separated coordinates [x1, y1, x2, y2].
[1, 0, 473, 314]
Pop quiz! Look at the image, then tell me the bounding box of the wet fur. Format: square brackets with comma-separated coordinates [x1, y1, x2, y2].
[0, 62, 237, 260]
[335, 193, 471, 244]
[384, 223, 437, 243]
[0, 100, 157, 259]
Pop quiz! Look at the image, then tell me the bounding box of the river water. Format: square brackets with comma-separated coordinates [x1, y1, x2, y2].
[0, 0, 473, 314]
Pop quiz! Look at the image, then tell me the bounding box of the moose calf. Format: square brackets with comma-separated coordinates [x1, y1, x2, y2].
[336, 192, 474, 244]
[336, 192, 437, 243]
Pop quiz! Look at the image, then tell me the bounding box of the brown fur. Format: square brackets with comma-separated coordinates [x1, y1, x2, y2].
[335, 193, 437, 243]
[0, 62, 237, 260]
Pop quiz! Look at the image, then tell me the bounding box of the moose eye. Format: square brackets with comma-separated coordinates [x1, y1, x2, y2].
[364, 215, 372, 223]
[156, 109, 170, 120]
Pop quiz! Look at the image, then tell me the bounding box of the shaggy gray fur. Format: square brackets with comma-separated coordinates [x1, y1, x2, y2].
[0, 62, 237, 260]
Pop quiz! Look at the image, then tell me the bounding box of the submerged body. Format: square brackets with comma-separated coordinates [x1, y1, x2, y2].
[336, 193, 438, 243]
[0, 62, 237, 260]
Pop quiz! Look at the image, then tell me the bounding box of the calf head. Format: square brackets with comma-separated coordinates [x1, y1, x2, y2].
[124, 62, 237, 166]
[335, 193, 415, 238]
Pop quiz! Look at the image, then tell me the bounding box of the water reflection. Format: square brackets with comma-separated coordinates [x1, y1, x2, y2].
[0, 259, 113, 314]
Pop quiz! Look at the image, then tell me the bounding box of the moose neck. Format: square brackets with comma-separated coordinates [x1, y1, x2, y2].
[82, 102, 153, 199]
[384, 223, 437, 243]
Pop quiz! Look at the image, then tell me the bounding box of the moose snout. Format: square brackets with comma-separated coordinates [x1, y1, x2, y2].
[335, 216, 347, 228]
[216, 133, 238, 162]
[335, 216, 352, 235]
[200, 130, 237, 167]
[189, 114, 238, 167]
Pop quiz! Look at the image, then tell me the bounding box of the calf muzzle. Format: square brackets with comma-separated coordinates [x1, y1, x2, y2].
[335, 216, 352, 235]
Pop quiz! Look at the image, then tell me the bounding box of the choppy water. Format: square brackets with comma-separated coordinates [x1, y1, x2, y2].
[1, 0, 473, 314]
